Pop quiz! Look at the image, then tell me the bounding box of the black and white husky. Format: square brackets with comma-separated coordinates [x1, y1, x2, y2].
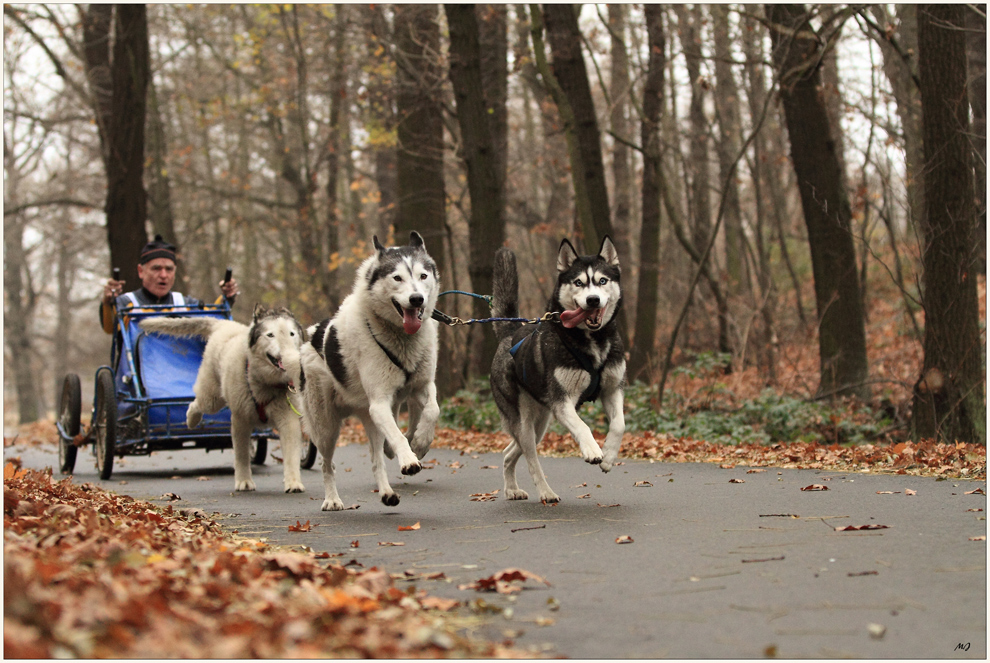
[141, 304, 307, 493]
[490, 237, 626, 503]
[301, 231, 440, 511]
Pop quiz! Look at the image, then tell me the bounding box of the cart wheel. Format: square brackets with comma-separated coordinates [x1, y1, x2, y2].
[251, 437, 268, 465]
[301, 441, 318, 469]
[94, 370, 117, 480]
[58, 374, 81, 475]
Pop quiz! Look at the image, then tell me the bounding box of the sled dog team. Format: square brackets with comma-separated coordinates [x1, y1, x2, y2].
[142, 232, 626, 511]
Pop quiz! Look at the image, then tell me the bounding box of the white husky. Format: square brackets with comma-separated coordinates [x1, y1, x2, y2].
[141, 304, 307, 493]
[301, 231, 440, 510]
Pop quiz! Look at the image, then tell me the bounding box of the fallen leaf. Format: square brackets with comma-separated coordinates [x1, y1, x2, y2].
[288, 520, 312, 533]
[535, 616, 555, 626]
[162, 492, 182, 501]
[966, 508, 983, 512]
[398, 522, 421, 531]
[197, 476, 211, 481]
[576, 493, 591, 499]
[905, 488, 917, 496]
[800, 484, 829, 491]
[480, 465, 499, 470]
[615, 535, 634, 544]
[729, 478, 745, 484]
[876, 491, 898, 494]
[834, 524, 890, 531]
[350, 540, 360, 548]
[459, 568, 551, 594]
[633, 480, 653, 487]
[313, 551, 344, 559]
[969, 535, 986, 541]
[420, 596, 460, 611]
[964, 488, 986, 495]
[470, 489, 500, 502]
[746, 469, 766, 474]
[596, 503, 620, 508]
[571, 482, 587, 488]
[378, 541, 405, 547]
[720, 463, 735, 469]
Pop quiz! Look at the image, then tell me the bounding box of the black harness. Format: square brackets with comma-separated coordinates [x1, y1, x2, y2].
[367, 323, 412, 382]
[509, 324, 602, 406]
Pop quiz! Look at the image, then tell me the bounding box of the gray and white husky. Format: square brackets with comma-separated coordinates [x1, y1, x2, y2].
[300, 231, 440, 511]
[490, 237, 626, 503]
[140, 304, 307, 493]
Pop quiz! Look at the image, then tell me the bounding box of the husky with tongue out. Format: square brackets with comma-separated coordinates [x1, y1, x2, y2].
[489, 236, 626, 504]
[300, 231, 441, 511]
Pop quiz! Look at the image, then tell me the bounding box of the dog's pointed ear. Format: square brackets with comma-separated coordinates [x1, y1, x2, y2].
[252, 302, 266, 323]
[373, 235, 386, 254]
[599, 235, 619, 267]
[409, 231, 425, 251]
[557, 238, 580, 273]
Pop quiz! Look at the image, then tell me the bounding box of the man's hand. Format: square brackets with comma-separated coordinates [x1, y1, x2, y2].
[103, 278, 125, 304]
[220, 277, 240, 301]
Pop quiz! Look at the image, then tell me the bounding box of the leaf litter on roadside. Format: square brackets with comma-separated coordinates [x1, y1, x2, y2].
[2, 464, 536, 658]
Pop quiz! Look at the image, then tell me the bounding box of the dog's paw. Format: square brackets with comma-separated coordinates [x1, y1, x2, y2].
[383, 439, 396, 460]
[284, 480, 306, 494]
[381, 492, 400, 507]
[599, 460, 612, 473]
[400, 461, 421, 476]
[235, 479, 257, 492]
[540, 491, 561, 504]
[505, 488, 529, 500]
[321, 498, 344, 511]
[186, 411, 203, 429]
[583, 450, 604, 465]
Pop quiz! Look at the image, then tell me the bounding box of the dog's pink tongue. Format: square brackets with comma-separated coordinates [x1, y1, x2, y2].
[560, 308, 590, 329]
[403, 309, 422, 334]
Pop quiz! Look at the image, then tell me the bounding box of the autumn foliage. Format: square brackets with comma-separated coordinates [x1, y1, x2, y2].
[2, 462, 530, 658]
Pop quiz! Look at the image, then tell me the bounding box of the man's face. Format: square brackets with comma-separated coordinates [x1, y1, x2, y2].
[138, 258, 176, 298]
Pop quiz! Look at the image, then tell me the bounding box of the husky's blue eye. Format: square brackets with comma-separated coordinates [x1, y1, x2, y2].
[599, 277, 608, 286]
[574, 279, 584, 287]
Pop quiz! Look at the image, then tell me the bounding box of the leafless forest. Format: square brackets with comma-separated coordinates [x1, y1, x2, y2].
[3, 5, 985, 444]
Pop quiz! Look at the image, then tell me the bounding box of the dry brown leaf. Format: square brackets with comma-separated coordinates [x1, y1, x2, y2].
[834, 524, 890, 531]
[378, 541, 405, 547]
[615, 535, 634, 544]
[398, 522, 421, 531]
[288, 520, 312, 532]
[729, 478, 745, 484]
[801, 484, 829, 491]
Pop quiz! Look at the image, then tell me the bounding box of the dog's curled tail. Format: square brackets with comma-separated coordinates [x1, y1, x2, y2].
[140, 316, 220, 339]
[491, 247, 520, 341]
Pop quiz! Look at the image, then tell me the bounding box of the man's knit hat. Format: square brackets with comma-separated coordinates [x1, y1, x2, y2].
[140, 235, 176, 264]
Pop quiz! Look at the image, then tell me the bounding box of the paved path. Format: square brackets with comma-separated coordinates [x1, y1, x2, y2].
[8, 440, 986, 658]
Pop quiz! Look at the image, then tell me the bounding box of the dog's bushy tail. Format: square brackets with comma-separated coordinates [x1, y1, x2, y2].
[140, 316, 221, 339]
[491, 248, 520, 341]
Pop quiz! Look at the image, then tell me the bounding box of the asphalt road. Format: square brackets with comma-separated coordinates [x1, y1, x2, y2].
[8, 439, 987, 659]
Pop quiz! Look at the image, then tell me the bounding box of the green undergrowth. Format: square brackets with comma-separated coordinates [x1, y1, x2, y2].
[439, 354, 894, 446]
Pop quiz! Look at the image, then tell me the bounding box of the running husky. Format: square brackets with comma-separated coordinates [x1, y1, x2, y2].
[490, 237, 626, 503]
[301, 231, 440, 511]
[140, 304, 307, 493]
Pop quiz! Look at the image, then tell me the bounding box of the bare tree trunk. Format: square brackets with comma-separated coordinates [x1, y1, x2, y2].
[146, 73, 183, 287]
[768, 3, 869, 400]
[395, 5, 455, 394]
[3, 145, 40, 424]
[966, 4, 986, 273]
[711, 5, 748, 299]
[102, 5, 150, 286]
[628, 4, 665, 383]
[608, 3, 634, 314]
[324, 5, 348, 312]
[911, 4, 985, 444]
[364, 4, 396, 241]
[542, 3, 613, 252]
[445, 4, 505, 377]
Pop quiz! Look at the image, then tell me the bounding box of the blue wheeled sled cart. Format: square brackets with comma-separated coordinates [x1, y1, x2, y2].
[56, 297, 317, 480]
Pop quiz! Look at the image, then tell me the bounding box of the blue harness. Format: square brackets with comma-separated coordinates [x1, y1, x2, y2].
[509, 324, 602, 406]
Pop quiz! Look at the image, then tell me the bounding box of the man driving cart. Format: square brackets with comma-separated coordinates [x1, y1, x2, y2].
[100, 234, 239, 331]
